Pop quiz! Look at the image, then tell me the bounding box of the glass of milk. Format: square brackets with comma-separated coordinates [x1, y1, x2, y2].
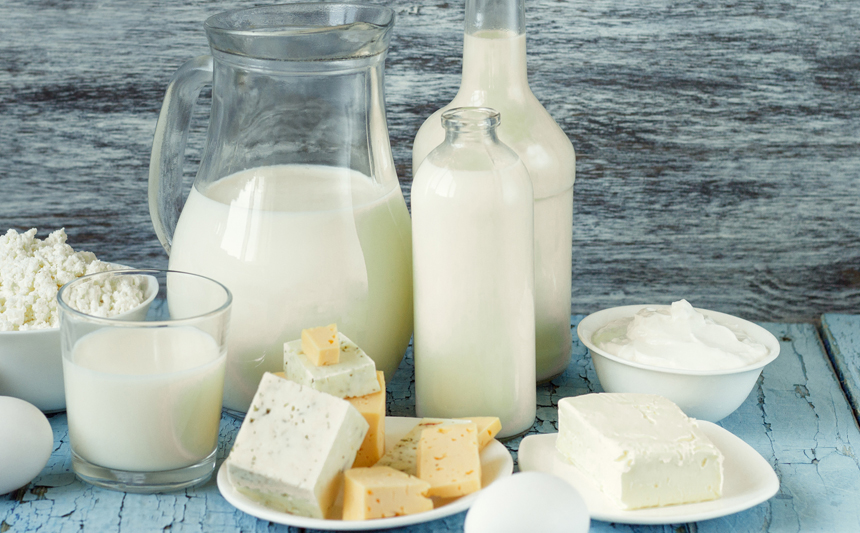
[58, 269, 231, 493]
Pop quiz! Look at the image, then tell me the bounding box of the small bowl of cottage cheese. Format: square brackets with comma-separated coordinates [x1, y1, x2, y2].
[576, 300, 780, 422]
[0, 229, 157, 412]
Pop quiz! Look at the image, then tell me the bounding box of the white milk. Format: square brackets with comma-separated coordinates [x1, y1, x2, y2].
[168, 165, 413, 412]
[412, 160, 537, 439]
[413, 31, 576, 382]
[64, 327, 225, 472]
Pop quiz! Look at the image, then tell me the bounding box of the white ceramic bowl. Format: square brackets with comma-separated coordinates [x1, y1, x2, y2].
[0, 271, 158, 412]
[576, 304, 780, 422]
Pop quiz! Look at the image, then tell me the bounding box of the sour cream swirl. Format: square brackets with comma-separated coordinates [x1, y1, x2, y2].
[593, 300, 769, 371]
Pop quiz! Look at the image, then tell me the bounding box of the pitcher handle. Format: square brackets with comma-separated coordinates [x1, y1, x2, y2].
[148, 55, 214, 255]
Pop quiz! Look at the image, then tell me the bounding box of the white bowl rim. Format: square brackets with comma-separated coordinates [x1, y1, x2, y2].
[0, 327, 60, 336]
[577, 304, 781, 377]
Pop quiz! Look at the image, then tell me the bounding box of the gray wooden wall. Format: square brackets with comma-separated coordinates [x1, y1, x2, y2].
[1, 0, 857, 322]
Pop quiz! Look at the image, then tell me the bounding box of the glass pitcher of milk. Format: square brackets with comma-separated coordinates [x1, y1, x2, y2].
[412, 0, 576, 383]
[149, 4, 413, 415]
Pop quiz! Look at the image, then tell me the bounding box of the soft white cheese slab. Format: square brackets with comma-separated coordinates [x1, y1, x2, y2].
[283, 332, 380, 398]
[226, 373, 369, 519]
[556, 393, 724, 509]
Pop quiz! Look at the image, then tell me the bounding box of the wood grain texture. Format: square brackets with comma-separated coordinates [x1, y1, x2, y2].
[821, 313, 860, 425]
[0, 0, 857, 322]
[4, 316, 859, 532]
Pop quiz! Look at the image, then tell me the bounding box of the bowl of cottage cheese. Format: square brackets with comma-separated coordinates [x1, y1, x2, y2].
[0, 228, 156, 412]
[577, 300, 780, 422]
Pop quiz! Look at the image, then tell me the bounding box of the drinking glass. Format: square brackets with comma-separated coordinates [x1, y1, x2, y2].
[58, 269, 231, 493]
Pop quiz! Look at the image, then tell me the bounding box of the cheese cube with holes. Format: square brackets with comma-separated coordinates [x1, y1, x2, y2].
[377, 419, 469, 476]
[416, 422, 481, 498]
[342, 466, 433, 520]
[283, 332, 380, 398]
[556, 393, 724, 509]
[378, 417, 499, 476]
[346, 371, 386, 467]
[225, 373, 369, 519]
[456, 417, 502, 449]
[302, 324, 340, 366]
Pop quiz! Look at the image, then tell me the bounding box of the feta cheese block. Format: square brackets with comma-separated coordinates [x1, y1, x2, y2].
[302, 324, 340, 366]
[416, 422, 481, 498]
[347, 371, 386, 468]
[226, 373, 369, 519]
[283, 332, 381, 398]
[342, 466, 433, 520]
[556, 393, 724, 509]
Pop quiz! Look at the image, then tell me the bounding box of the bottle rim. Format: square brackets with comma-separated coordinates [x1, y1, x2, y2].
[441, 107, 502, 132]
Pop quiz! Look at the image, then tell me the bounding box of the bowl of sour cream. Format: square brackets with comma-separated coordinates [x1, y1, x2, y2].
[576, 300, 780, 422]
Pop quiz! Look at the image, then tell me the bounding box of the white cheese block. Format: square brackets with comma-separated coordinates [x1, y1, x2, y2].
[226, 373, 369, 519]
[556, 393, 724, 509]
[284, 332, 381, 398]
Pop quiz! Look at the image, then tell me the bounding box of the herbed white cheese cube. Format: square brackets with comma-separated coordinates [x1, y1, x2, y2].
[556, 393, 724, 510]
[283, 332, 380, 398]
[226, 373, 369, 519]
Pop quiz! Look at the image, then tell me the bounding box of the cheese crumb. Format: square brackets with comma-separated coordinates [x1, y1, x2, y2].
[0, 228, 145, 331]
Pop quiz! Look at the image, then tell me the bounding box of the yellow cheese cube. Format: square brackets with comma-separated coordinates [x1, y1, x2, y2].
[342, 466, 433, 520]
[376, 419, 465, 476]
[456, 417, 501, 449]
[416, 422, 481, 498]
[301, 324, 339, 366]
[347, 371, 386, 468]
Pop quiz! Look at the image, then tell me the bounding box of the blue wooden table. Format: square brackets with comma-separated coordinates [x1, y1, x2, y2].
[3, 315, 859, 532]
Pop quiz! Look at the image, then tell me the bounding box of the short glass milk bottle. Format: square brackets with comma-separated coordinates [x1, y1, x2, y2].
[412, 0, 576, 383]
[412, 107, 536, 439]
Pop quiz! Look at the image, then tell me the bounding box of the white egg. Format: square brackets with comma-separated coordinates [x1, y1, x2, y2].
[0, 396, 54, 495]
[465, 471, 590, 533]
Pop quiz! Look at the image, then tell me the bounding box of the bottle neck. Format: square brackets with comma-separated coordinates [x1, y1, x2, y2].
[461, 0, 529, 91]
[445, 127, 500, 147]
[442, 107, 501, 147]
[466, 0, 525, 35]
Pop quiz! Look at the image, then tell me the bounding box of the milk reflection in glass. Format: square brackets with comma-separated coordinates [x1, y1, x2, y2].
[64, 327, 225, 471]
[168, 165, 413, 413]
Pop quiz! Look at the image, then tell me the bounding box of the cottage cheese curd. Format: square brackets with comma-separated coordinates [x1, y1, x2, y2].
[592, 300, 769, 371]
[0, 228, 144, 331]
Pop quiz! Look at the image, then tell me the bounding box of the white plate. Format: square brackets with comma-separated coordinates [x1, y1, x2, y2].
[217, 416, 514, 530]
[518, 422, 779, 525]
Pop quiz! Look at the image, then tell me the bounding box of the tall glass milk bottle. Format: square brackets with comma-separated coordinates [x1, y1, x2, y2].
[412, 107, 536, 439]
[412, 0, 576, 382]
